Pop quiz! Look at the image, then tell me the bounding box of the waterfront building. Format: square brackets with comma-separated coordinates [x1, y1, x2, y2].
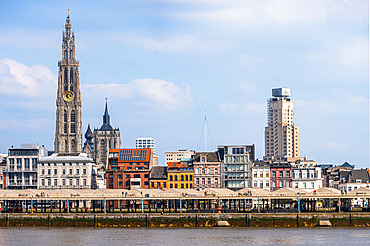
[263, 88, 300, 162]
[93, 101, 121, 171]
[54, 13, 83, 154]
[165, 150, 195, 167]
[38, 153, 96, 189]
[136, 137, 156, 154]
[149, 166, 167, 189]
[106, 148, 156, 189]
[291, 167, 322, 189]
[217, 145, 255, 191]
[270, 162, 292, 191]
[193, 152, 221, 189]
[338, 169, 370, 207]
[5, 144, 47, 189]
[167, 159, 194, 189]
[251, 161, 270, 190]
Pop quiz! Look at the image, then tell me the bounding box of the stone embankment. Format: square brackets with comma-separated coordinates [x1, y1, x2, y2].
[0, 213, 370, 227]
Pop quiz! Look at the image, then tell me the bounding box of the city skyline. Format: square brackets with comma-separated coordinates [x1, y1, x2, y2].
[0, 1, 368, 167]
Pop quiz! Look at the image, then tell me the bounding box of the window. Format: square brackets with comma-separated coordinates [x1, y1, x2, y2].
[215, 178, 218, 185]
[42, 169, 45, 175]
[118, 175, 122, 179]
[215, 168, 218, 174]
[207, 168, 211, 174]
[286, 171, 290, 178]
[170, 184, 173, 188]
[54, 179, 57, 186]
[41, 179, 45, 186]
[83, 169, 86, 175]
[169, 175, 173, 181]
[181, 184, 184, 188]
[208, 178, 211, 184]
[195, 169, 199, 174]
[196, 178, 199, 184]
[126, 174, 130, 178]
[201, 168, 205, 174]
[272, 181, 276, 188]
[279, 181, 283, 187]
[76, 169, 79, 175]
[279, 171, 283, 178]
[181, 175, 184, 181]
[190, 175, 193, 181]
[254, 172, 257, 178]
[185, 175, 188, 181]
[144, 174, 149, 178]
[69, 169, 72, 175]
[134, 174, 140, 178]
[151, 182, 155, 188]
[174, 176, 178, 181]
[272, 171, 276, 178]
[63, 169, 66, 175]
[62, 179, 65, 186]
[144, 181, 149, 186]
[54, 169, 57, 175]
[76, 179, 80, 186]
[109, 175, 113, 179]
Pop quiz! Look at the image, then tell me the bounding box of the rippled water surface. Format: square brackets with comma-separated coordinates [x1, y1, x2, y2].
[0, 227, 369, 245]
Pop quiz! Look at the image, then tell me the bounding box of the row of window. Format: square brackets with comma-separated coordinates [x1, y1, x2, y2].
[169, 175, 193, 181]
[169, 183, 192, 189]
[194, 168, 219, 175]
[108, 174, 149, 179]
[41, 178, 87, 187]
[271, 171, 291, 178]
[41, 168, 87, 176]
[195, 177, 219, 185]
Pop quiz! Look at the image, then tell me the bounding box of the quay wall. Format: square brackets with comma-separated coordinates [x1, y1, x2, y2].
[0, 213, 370, 227]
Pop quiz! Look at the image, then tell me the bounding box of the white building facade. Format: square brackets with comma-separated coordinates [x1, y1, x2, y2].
[6, 144, 48, 189]
[251, 162, 270, 190]
[38, 153, 96, 189]
[136, 137, 156, 154]
[292, 167, 323, 189]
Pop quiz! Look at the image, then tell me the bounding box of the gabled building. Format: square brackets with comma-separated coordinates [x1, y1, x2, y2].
[193, 152, 221, 189]
[149, 166, 167, 189]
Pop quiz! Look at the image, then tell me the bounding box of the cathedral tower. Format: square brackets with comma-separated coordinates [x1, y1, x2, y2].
[94, 100, 121, 171]
[54, 12, 82, 153]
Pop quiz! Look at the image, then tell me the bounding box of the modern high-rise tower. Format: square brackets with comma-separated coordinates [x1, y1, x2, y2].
[54, 13, 83, 153]
[263, 88, 299, 162]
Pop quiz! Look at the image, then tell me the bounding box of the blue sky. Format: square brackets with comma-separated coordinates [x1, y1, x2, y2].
[0, 0, 368, 167]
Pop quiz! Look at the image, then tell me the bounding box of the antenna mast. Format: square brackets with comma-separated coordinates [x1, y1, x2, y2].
[204, 102, 207, 152]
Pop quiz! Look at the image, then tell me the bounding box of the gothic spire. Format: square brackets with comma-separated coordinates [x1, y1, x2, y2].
[85, 124, 93, 143]
[99, 98, 113, 131]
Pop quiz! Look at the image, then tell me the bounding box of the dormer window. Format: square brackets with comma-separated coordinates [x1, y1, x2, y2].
[202, 157, 205, 162]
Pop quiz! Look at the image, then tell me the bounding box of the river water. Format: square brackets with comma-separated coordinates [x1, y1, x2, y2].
[0, 227, 369, 245]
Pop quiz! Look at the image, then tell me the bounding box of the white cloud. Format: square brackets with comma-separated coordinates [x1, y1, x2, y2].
[82, 78, 193, 111]
[0, 58, 56, 98]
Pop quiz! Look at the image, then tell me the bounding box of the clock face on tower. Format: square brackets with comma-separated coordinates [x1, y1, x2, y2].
[63, 90, 75, 102]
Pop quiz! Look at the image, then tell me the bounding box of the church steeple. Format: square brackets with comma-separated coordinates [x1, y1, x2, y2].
[54, 10, 82, 153]
[99, 98, 113, 131]
[103, 98, 110, 125]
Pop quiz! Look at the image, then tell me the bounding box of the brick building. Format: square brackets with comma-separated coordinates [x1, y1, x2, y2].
[106, 148, 156, 189]
[193, 152, 221, 189]
[270, 162, 292, 191]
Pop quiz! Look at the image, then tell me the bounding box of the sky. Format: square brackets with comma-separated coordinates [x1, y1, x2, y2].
[0, 0, 368, 167]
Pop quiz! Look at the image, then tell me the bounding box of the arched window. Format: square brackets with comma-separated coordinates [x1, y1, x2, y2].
[190, 175, 193, 181]
[174, 176, 178, 181]
[63, 110, 68, 134]
[71, 111, 75, 122]
[64, 69, 68, 91]
[70, 50, 73, 60]
[64, 50, 68, 60]
[181, 175, 184, 181]
[169, 175, 173, 181]
[185, 175, 188, 181]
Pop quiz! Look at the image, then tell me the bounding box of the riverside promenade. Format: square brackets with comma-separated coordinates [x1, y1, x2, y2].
[0, 212, 370, 227]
